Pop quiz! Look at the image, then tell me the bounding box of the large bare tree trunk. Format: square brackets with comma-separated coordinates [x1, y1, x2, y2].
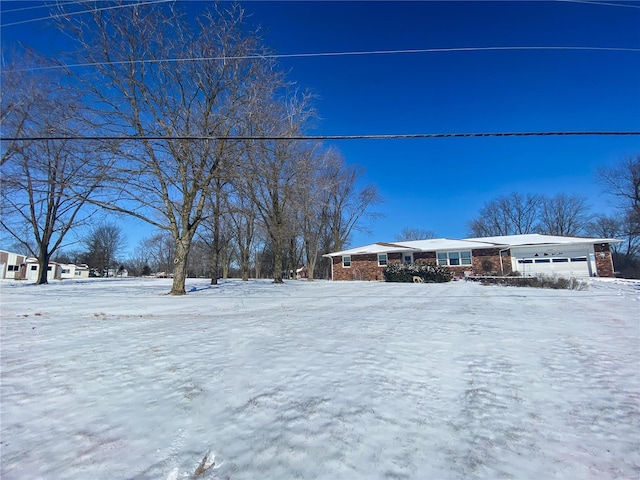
[36, 251, 50, 285]
[272, 238, 284, 284]
[170, 239, 191, 295]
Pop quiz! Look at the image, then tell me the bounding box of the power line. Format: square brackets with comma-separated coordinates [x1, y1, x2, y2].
[2, 131, 639, 142]
[9, 45, 640, 73]
[0, 0, 173, 28]
[1, 3, 60, 14]
[556, 0, 640, 8]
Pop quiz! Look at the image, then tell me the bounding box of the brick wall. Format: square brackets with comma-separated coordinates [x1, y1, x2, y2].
[594, 243, 615, 277]
[471, 248, 512, 276]
[414, 252, 436, 262]
[331, 249, 512, 280]
[332, 254, 386, 281]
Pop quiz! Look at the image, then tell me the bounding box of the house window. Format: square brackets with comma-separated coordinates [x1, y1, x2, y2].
[342, 255, 351, 268]
[437, 251, 472, 266]
[7, 265, 19, 271]
[378, 253, 388, 267]
[570, 257, 587, 262]
[47, 266, 52, 271]
[30, 266, 37, 271]
[75, 271, 82, 276]
[62, 269, 70, 274]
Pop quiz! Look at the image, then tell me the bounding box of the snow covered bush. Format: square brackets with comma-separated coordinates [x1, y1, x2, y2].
[383, 262, 453, 283]
[471, 275, 588, 290]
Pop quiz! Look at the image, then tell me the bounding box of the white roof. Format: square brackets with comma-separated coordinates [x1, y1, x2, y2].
[463, 234, 622, 246]
[325, 242, 412, 258]
[394, 238, 498, 251]
[324, 234, 621, 258]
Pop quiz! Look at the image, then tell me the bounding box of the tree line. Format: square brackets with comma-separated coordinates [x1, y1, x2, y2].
[0, 2, 380, 293]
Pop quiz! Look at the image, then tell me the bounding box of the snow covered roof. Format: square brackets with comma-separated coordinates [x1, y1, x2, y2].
[324, 242, 414, 257]
[463, 234, 622, 247]
[324, 234, 621, 257]
[393, 238, 498, 251]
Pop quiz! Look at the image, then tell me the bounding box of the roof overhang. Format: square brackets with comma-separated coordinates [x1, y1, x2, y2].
[324, 234, 623, 258]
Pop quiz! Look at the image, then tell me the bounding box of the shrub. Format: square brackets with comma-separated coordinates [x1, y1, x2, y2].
[471, 274, 587, 290]
[383, 262, 453, 283]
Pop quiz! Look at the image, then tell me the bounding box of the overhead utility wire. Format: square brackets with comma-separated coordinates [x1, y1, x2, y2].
[12, 46, 640, 73]
[556, 0, 640, 8]
[3, 132, 639, 142]
[1, 3, 63, 14]
[0, 0, 173, 27]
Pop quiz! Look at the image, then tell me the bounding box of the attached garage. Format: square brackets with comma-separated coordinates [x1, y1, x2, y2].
[511, 245, 594, 277]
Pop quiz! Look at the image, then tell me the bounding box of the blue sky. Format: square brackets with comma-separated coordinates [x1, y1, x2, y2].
[2, 1, 640, 251]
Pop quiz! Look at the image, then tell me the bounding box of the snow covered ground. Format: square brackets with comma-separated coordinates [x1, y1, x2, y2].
[1, 277, 639, 479]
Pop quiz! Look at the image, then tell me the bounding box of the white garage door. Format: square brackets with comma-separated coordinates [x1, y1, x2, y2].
[512, 246, 593, 277]
[516, 256, 591, 277]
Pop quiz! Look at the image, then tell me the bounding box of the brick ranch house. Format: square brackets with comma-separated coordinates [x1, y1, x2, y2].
[323, 234, 620, 281]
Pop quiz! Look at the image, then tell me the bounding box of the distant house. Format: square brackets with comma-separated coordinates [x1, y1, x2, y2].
[0, 250, 95, 282]
[60, 263, 90, 280]
[107, 267, 128, 278]
[296, 265, 308, 279]
[323, 234, 621, 281]
[24, 258, 62, 282]
[0, 250, 26, 280]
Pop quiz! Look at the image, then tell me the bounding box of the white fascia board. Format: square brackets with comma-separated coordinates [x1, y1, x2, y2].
[323, 243, 416, 258]
[395, 238, 502, 251]
[464, 234, 622, 246]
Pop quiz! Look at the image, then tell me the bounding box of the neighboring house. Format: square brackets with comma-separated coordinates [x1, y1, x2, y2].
[60, 263, 90, 280]
[0, 250, 26, 280]
[1, 250, 94, 282]
[107, 267, 128, 278]
[23, 258, 63, 282]
[296, 265, 308, 279]
[323, 234, 621, 281]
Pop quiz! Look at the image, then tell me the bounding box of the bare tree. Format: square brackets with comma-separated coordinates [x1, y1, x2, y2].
[538, 194, 590, 236]
[197, 187, 237, 283]
[395, 227, 437, 241]
[1, 60, 105, 284]
[225, 187, 258, 281]
[81, 222, 127, 275]
[1, 55, 36, 168]
[57, 2, 272, 294]
[241, 90, 316, 283]
[139, 232, 176, 276]
[323, 162, 382, 255]
[291, 144, 326, 280]
[596, 155, 640, 277]
[597, 155, 640, 218]
[467, 192, 542, 237]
